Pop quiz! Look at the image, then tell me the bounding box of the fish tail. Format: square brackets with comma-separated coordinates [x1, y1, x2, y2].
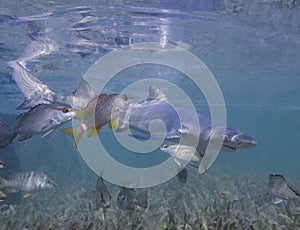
[61, 125, 84, 145]
[134, 190, 148, 209]
[0, 129, 16, 148]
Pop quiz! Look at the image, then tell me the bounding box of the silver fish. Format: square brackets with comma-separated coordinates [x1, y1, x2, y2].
[14, 103, 76, 142]
[9, 61, 95, 110]
[160, 144, 201, 169]
[0, 121, 16, 148]
[0, 171, 56, 194]
[268, 174, 300, 204]
[117, 187, 148, 210]
[95, 176, 111, 209]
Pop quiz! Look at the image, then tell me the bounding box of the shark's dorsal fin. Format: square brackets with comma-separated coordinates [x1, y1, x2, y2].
[148, 86, 168, 102]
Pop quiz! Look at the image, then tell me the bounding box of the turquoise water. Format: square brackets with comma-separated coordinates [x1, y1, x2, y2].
[0, 0, 300, 229]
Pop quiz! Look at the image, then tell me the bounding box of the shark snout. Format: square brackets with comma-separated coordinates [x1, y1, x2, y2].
[233, 133, 257, 149]
[221, 129, 257, 151]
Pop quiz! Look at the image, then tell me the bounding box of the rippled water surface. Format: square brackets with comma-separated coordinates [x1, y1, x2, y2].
[0, 0, 299, 229]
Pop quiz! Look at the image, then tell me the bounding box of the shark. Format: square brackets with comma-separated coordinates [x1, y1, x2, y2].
[121, 86, 257, 160]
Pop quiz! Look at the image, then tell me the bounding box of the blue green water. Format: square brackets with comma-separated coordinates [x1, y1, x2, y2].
[0, 0, 299, 228]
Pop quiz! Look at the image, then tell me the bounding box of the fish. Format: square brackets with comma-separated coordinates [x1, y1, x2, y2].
[124, 86, 256, 166]
[14, 103, 76, 142]
[95, 176, 111, 210]
[0, 190, 7, 198]
[0, 121, 16, 148]
[62, 94, 131, 145]
[117, 187, 148, 210]
[160, 144, 201, 169]
[0, 171, 56, 196]
[8, 61, 95, 109]
[268, 174, 300, 204]
[0, 160, 5, 168]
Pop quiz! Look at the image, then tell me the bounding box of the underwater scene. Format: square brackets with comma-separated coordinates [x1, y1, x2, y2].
[0, 0, 300, 229]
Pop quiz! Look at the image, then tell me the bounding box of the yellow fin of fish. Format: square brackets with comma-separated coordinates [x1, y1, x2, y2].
[75, 107, 93, 121]
[61, 126, 84, 146]
[87, 128, 101, 137]
[108, 117, 119, 130]
[23, 193, 33, 198]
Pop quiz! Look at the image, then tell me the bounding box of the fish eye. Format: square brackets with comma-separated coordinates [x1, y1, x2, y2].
[62, 107, 72, 113]
[162, 144, 168, 148]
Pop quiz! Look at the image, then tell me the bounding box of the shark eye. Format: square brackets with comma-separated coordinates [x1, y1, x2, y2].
[162, 144, 168, 148]
[62, 107, 72, 113]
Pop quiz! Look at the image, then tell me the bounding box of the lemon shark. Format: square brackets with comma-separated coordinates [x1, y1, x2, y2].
[122, 86, 257, 158]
